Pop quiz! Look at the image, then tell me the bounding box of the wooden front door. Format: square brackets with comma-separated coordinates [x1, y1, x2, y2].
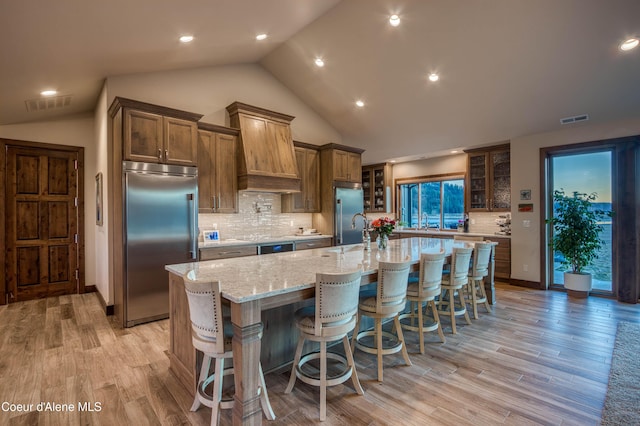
[5, 146, 79, 302]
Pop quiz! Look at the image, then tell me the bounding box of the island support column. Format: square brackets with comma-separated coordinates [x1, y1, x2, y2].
[230, 300, 264, 426]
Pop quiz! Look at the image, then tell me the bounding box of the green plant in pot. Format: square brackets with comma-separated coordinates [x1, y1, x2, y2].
[546, 189, 613, 297]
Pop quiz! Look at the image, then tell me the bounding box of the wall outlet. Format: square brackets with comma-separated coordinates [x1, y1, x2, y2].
[523, 264, 528, 272]
[523, 220, 531, 228]
[470, 219, 476, 225]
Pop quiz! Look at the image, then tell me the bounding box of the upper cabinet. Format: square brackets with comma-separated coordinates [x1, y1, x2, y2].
[362, 163, 393, 213]
[115, 98, 201, 166]
[282, 142, 320, 213]
[197, 123, 239, 213]
[226, 102, 301, 192]
[320, 144, 364, 183]
[465, 143, 511, 212]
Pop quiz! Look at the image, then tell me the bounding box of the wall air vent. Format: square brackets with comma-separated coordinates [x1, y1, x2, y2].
[25, 95, 72, 112]
[560, 114, 589, 125]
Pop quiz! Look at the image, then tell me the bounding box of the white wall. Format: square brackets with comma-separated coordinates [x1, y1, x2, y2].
[0, 115, 97, 289]
[94, 84, 110, 303]
[392, 154, 466, 179]
[106, 64, 342, 145]
[510, 116, 640, 284]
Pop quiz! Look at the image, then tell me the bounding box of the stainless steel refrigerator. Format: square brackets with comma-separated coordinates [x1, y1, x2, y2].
[123, 161, 198, 327]
[334, 183, 364, 245]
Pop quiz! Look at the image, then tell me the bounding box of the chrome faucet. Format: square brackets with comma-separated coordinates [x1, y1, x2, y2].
[351, 212, 371, 251]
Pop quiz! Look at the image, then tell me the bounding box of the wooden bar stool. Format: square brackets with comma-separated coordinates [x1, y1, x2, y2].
[351, 258, 412, 382]
[183, 271, 275, 426]
[438, 246, 473, 334]
[285, 268, 365, 421]
[398, 251, 446, 354]
[467, 242, 493, 319]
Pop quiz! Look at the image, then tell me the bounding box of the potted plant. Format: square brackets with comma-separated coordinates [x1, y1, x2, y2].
[546, 189, 613, 297]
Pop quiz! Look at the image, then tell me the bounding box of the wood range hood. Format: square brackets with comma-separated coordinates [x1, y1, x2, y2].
[226, 102, 301, 193]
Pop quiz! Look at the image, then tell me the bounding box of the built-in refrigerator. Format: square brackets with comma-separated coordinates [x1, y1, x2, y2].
[123, 161, 198, 327]
[334, 183, 364, 245]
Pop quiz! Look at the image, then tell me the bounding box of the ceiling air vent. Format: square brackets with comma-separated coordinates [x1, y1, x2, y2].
[25, 95, 72, 112]
[560, 114, 589, 125]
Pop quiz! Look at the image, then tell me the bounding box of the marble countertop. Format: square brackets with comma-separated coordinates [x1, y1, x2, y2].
[200, 233, 331, 248]
[168, 237, 485, 304]
[395, 229, 511, 239]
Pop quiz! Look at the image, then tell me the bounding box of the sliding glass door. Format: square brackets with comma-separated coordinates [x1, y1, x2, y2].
[548, 150, 613, 293]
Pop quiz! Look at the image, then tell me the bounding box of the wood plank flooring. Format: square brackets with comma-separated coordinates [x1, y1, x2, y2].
[0, 283, 639, 425]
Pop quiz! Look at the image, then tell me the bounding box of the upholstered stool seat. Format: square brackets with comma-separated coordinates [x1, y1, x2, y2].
[183, 271, 275, 426]
[398, 252, 446, 354]
[352, 259, 412, 381]
[285, 268, 364, 421]
[438, 246, 473, 334]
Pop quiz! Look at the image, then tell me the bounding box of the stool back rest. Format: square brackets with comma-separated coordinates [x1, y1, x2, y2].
[450, 246, 473, 286]
[471, 242, 492, 278]
[183, 271, 225, 353]
[315, 268, 363, 337]
[377, 258, 412, 312]
[418, 251, 446, 298]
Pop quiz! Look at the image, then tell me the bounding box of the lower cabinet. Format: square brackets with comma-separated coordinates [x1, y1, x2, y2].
[294, 238, 332, 250]
[199, 245, 258, 261]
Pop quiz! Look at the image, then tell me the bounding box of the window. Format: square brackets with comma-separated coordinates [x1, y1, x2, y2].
[397, 175, 465, 230]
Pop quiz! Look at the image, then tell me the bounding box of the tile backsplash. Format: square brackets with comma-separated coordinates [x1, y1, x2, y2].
[198, 192, 313, 240]
[468, 212, 504, 234]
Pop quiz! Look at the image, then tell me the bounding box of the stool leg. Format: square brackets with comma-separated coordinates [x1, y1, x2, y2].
[449, 289, 457, 334]
[459, 288, 472, 325]
[320, 340, 327, 421]
[375, 318, 383, 382]
[417, 300, 425, 354]
[191, 353, 211, 411]
[394, 315, 412, 367]
[285, 334, 305, 394]
[480, 281, 492, 313]
[342, 335, 364, 395]
[429, 300, 445, 343]
[258, 363, 276, 420]
[211, 357, 224, 426]
[351, 312, 361, 354]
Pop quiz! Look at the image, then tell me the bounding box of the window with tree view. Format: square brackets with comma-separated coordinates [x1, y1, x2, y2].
[397, 177, 465, 230]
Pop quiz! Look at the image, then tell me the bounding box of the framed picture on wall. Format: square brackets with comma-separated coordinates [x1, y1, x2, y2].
[520, 189, 532, 200]
[96, 172, 103, 226]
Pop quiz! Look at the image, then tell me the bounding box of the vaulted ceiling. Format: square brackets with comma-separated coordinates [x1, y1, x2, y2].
[2, 0, 639, 164]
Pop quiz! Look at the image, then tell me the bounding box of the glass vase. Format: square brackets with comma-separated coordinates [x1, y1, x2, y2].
[377, 234, 389, 250]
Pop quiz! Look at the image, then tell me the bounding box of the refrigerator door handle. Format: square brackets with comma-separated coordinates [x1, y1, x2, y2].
[188, 193, 197, 260]
[337, 198, 343, 244]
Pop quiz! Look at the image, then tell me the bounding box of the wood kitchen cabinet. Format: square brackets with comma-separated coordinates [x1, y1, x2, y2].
[197, 123, 239, 213]
[319, 144, 364, 184]
[465, 143, 511, 212]
[362, 163, 392, 212]
[122, 101, 200, 166]
[282, 142, 320, 213]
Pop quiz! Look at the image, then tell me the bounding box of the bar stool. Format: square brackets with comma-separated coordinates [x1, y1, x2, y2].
[438, 246, 473, 334]
[183, 271, 275, 426]
[351, 258, 412, 382]
[398, 251, 446, 354]
[285, 268, 364, 421]
[467, 242, 493, 319]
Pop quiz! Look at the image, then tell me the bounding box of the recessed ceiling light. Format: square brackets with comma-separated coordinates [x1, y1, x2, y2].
[428, 73, 439, 82]
[314, 58, 325, 67]
[620, 37, 639, 51]
[355, 100, 365, 108]
[451, 150, 459, 154]
[256, 33, 268, 41]
[390, 160, 396, 163]
[389, 14, 401, 27]
[41, 90, 57, 97]
[179, 35, 194, 43]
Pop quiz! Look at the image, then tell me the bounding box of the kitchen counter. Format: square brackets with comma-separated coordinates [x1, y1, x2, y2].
[199, 233, 331, 248]
[395, 229, 511, 238]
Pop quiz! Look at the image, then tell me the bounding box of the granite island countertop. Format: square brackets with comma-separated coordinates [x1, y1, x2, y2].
[395, 229, 510, 239]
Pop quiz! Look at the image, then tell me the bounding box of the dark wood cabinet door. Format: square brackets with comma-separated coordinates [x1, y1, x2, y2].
[124, 109, 164, 163]
[164, 117, 197, 166]
[215, 133, 238, 213]
[305, 148, 321, 212]
[6, 147, 78, 302]
[197, 130, 215, 212]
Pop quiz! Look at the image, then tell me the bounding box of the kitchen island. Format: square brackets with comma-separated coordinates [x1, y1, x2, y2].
[165, 237, 496, 425]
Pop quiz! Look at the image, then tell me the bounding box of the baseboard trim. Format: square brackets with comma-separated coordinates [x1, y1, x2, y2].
[509, 278, 542, 289]
[92, 287, 114, 316]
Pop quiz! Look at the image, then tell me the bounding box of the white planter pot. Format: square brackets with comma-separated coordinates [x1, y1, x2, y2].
[564, 272, 592, 297]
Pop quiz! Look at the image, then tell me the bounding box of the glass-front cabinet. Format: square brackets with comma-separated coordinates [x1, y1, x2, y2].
[362, 163, 392, 213]
[465, 144, 510, 212]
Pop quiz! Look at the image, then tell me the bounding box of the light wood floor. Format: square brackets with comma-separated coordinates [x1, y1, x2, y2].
[1, 283, 639, 426]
